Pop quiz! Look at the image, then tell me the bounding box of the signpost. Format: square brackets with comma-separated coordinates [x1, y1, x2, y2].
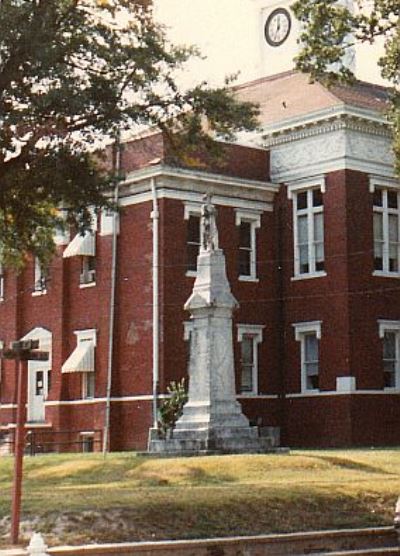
[0, 340, 48, 545]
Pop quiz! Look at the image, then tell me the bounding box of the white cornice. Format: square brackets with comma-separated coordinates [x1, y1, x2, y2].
[123, 165, 276, 193]
[261, 105, 390, 147]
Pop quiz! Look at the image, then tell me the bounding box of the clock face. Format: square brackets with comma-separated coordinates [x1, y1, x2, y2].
[264, 8, 292, 47]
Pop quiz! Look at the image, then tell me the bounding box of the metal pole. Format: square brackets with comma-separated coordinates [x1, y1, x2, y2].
[103, 136, 121, 456]
[151, 177, 159, 429]
[10, 358, 28, 545]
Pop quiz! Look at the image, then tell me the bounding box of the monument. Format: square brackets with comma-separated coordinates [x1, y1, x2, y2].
[149, 195, 278, 454]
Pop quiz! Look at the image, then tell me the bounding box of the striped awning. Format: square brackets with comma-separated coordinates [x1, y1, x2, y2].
[62, 341, 94, 374]
[63, 231, 95, 258]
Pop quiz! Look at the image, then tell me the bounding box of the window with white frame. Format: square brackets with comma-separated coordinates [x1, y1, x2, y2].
[63, 209, 97, 286]
[373, 187, 400, 274]
[61, 329, 96, 399]
[82, 371, 95, 399]
[184, 203, 201, 275]
[235, 211, 261, 281]
[0, 265, 4, 300]
[293, 321, 322, 392]
[378, 320, 400, 389]
[33, 257, 47, 294]
[237, 325, 264, 394]
[289, 179, 325, 278]
[80, 255, 96, 285]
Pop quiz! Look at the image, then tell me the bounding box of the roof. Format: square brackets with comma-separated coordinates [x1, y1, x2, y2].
[235, 71, 389, 128]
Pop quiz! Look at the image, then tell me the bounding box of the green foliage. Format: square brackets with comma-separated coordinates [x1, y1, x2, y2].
[292, 0, 400, 173]
[0, 0, 259, 267]
[158, 378, 188, 439]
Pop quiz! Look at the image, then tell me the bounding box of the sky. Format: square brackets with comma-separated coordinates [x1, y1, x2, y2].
[153, 0, 386, 89]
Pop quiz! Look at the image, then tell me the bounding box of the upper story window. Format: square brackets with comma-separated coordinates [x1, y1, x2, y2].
[293, 321, 322, 393]
[62, 328, 96, 399]
[237, 324, 264, 395]
[63, 209, 97, 287]
[378, 320, 400, 390]
[0, 264, 4, 301]
[373, 187, 400, 275]
[184, 202, 201, 276]
[235, 210, 261, 282]
[288, 178, 326, 279]
[33, 257, 47, 295]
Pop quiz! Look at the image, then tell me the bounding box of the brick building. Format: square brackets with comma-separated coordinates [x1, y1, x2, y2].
[1, 2, 399, 451]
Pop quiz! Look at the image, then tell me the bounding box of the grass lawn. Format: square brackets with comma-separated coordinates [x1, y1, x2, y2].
[0, 449, 400, 547]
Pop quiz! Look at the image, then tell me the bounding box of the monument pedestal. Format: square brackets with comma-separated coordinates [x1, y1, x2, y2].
[149, 199, 281, 455]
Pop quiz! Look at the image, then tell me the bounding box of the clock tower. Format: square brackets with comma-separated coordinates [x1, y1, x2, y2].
[251, 0, 300, 78]
[252, 0, 356, 79]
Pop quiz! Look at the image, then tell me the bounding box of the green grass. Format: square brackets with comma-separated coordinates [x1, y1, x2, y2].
[0, 449, 400, 547]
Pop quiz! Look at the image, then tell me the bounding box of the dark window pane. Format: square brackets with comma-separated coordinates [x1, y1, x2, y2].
[374, 257, 383, 270]
[239, 249, 251, 276]
[300, 261, 309, 274]
[188, 215, 200, 243]
[307, 375, 319, 390]
[389, 257, 399, 272]
[297, 191, 307, 210]
[388, 190, 398, 209]
[315, 260, 325, 271]
[312, 189, 323, 207]
[373, 189, 383, 207]
[187, 244, 199, 272]
[384, 371, 396, 388]
[36, 371, 44, 396]
[239, 221, 251, 248]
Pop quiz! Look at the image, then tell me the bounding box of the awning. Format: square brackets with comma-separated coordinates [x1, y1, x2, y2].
[62, 341, 94, 374]
[63, 231, 95, 258]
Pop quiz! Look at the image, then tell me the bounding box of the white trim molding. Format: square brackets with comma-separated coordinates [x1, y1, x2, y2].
[235, 209, 262, 282]
[237, 324, 265, 395]
[293, 320, 322, 394]
[286, 175, 326, 200]
[293, 320, 322, 341]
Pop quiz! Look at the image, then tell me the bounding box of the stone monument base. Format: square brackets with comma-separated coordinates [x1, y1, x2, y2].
[148, 425, 282, 455]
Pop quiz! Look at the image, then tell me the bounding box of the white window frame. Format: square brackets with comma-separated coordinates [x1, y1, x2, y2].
[378, 320, 400, 390]
[237, 324, 264, 395]
[293, 321, 322, 393]
[32, 257, 47, 296]
[0, 264, 4, 301]
[80, 432, 95, 452]
[184, 202, 202, 277]
[80, 255, 96, 288]
[235, 210, 261, 282]
[76, 329, 96, 399]
[288, 177, 326, 280]
[370, 178, 400, 277]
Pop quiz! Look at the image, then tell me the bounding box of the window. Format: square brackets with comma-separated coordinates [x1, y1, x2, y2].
[237, 325, 264, 395]
[80, 433, 95, 452]
[378, 320, 400, 389]
[288, 178, 326, 278]
[293, 321, 322, 393]
[373, 187, 400, 274]
[61, 329, 96, 398]
[235, 211, 261, 281]
[184, 203, 201, 275]
[80, 255, 96, 285]
[63, 208, 97, 286]
[33, 257, 47, 294]
[0, 265, 4, 301]
[82, 372, 95, 399]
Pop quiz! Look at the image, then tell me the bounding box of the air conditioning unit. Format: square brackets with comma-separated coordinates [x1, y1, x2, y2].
[80, 269, 96, 284]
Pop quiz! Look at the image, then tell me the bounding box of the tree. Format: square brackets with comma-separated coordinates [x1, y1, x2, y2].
[0, 0, 259, 267]
[292, 0, 400, 173]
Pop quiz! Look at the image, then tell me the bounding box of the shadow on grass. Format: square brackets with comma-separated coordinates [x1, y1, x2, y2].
[306, 455, 397, 475]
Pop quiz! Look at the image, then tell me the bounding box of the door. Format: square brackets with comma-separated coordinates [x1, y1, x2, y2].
[27, 362, 49, 422]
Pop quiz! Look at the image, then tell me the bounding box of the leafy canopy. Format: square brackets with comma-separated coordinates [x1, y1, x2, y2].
[0, 0, 259, 267]
[292, 0, 400, 173]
